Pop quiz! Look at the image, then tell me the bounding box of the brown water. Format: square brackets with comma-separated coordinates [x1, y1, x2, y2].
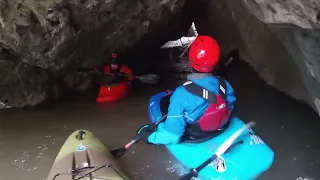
[0, 60, 319, 180]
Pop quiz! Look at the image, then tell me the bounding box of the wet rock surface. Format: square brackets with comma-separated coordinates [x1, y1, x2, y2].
[193, 0, 320, 115]
[0, 0, 186, 108]
[1, 0, 320, 116]
[242, 0, 320, 116]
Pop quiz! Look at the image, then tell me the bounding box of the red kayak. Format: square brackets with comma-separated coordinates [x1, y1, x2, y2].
[96, 65, 133, 103]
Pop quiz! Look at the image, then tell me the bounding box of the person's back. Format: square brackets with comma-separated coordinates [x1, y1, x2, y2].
[139, 36, 236, 145]
[181, 74, 235, 124]
[147, 73, 235, 144]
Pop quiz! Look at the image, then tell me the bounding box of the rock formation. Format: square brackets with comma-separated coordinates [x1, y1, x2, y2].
[0, 0, 186, 108]
[194, 0, 320, 115]
[1, 0, 320, 116]
[243, 0, 320, 116]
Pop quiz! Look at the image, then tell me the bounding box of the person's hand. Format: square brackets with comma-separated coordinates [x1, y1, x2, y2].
[116, 72, 126, 77]
[137, 124, 155, 143]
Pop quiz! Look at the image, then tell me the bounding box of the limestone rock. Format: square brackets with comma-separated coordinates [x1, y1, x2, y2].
[0, 0, 186, 108]
[242, 0, 320, 115]
[196, 0, 320, 115]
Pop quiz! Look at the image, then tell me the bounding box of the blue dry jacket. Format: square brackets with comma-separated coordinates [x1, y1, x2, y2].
[148, 73, 236, 145]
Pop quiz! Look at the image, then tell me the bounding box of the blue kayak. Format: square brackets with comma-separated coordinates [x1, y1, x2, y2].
[148, 90, 274, 180]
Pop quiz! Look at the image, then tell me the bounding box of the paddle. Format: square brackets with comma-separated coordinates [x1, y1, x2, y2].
[213, 49, 239, 76]
[77, 71, 160, 84]
[178, 121, 256, 180]
[130, 74, 160, 84]
[110, 114, 168, 158]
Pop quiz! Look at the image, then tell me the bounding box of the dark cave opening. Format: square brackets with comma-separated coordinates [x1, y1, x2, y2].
[112, 0, 242, 86]
[115, 1, 201, 73]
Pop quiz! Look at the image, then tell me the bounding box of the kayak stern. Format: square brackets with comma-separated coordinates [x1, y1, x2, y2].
[148, 91, 274, 180]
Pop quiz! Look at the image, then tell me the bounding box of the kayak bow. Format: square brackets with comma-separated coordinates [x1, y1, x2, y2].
[46, 130, 129, 180]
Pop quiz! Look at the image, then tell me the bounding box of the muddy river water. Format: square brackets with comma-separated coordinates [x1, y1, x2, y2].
[0, 60, 319, 180]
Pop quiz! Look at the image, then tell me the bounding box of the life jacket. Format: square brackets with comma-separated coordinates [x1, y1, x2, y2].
[182, 77, 231, 139]
[95, 65, 126, 86]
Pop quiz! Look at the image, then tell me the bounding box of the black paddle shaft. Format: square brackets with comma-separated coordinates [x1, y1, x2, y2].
[189, 154, 218, 179]
[178, 140, 245, 180]
[213, 49, 239, 76]
[110, 114, 168, 158]
[134, 114, 168, 141]
[150, 114, 168, 129]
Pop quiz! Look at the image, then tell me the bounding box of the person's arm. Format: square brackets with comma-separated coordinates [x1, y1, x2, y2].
[224, 80, 236, 111]
[148, 87, 187, 144]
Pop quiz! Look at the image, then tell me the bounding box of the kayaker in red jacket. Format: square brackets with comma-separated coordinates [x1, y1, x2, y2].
[96, 53, 126, 87]
[139, 36, 236, 144]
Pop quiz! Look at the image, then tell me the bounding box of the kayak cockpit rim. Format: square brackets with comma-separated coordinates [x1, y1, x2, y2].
[52, 164, 126, 180]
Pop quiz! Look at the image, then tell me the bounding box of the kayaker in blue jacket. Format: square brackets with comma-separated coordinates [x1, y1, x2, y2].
[139, 36, 236, 144]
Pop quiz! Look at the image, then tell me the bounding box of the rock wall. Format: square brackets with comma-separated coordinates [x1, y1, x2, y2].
[1, 0, 319, 114]
[0, 0, 186, 108]
[193, 0, 320, 115]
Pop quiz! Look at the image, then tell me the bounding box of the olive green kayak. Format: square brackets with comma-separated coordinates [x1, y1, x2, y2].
[46, 130, 130, 180]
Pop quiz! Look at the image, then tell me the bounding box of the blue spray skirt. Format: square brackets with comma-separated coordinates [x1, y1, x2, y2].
[148, 90, 274, 180]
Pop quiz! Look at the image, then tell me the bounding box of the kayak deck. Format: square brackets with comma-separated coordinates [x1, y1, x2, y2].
[148, 91, 274, 180]
[46, 130, 129, 180]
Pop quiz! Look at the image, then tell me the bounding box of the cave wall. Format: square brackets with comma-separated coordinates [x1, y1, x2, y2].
[1, 0, 319, 114]
[0, 0, 187, 108]
[193, 0, 320, 115]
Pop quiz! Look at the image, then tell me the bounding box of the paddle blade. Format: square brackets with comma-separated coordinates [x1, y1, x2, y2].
[136, 74, 160, 84]
[214, 49, 239, 76]
[110, 147, 127, 158]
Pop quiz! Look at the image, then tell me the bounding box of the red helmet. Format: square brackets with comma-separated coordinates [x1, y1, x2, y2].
[188, 36, 220, 73]
[110, 53, 117, 64]
[111, 53, 117, 59]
